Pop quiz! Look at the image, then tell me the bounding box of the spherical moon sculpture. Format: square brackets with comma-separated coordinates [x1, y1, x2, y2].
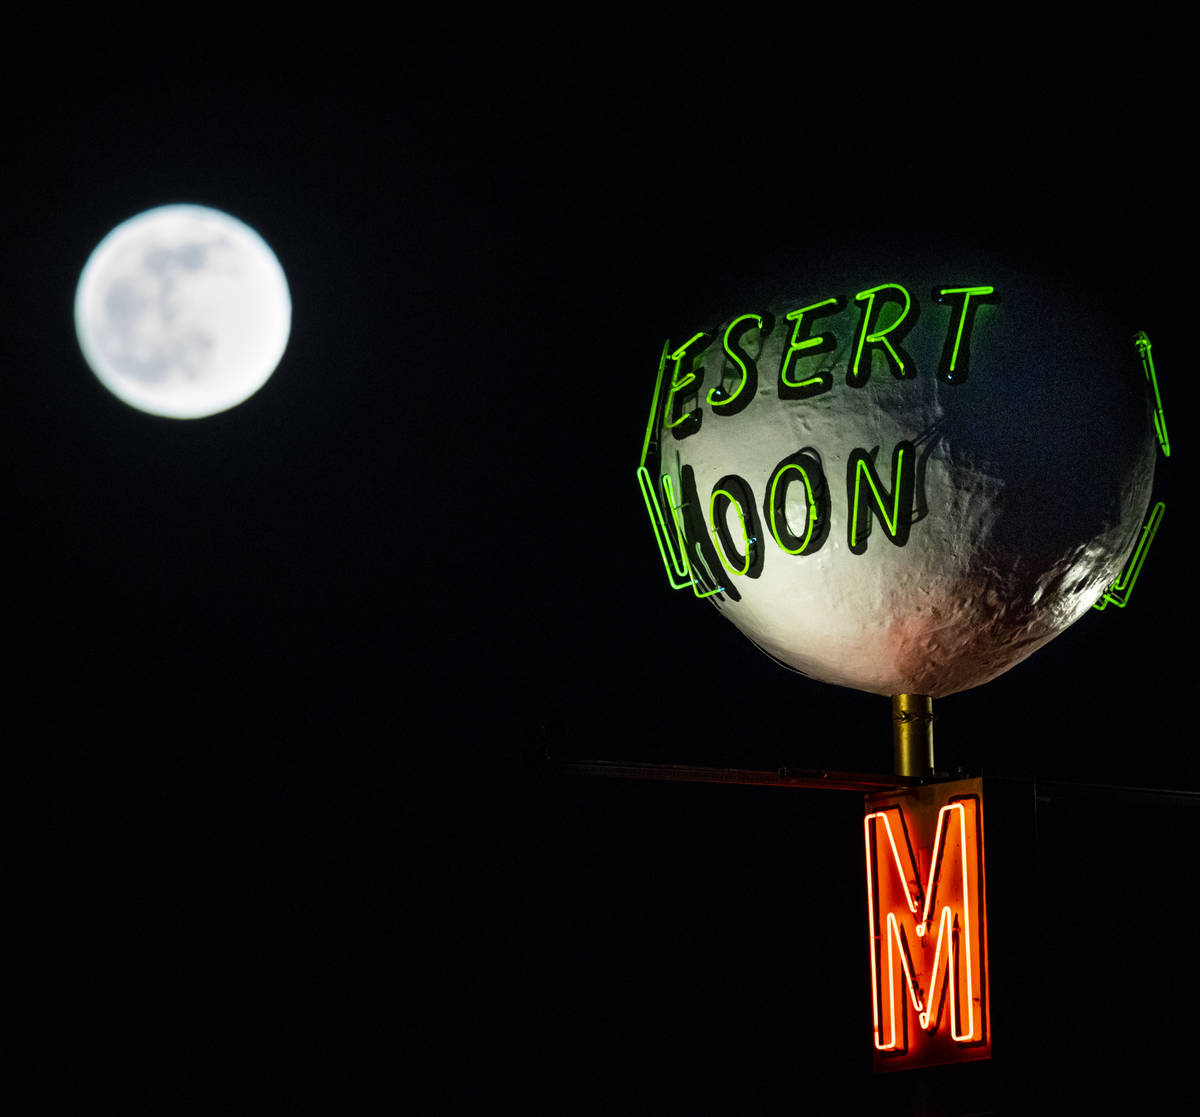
[74, 204, 291, 419]
[646, 252, 1157, 699]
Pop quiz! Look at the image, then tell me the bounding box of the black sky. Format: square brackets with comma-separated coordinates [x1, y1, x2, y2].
[10, 16, 1195, 1113]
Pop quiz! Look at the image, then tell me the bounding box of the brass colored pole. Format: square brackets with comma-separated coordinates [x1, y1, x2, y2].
[892, 694, 934, 779]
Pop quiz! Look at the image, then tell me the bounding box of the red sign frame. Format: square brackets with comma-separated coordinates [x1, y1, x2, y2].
[864, 778, 990, 1072]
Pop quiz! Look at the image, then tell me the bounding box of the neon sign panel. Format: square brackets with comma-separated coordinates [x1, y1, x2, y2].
[863, 780, 990, 1071]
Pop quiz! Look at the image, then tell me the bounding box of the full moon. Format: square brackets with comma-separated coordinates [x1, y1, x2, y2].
[74, 204, 291, 419]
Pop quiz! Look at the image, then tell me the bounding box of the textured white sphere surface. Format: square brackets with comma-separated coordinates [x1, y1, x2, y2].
[655, 253, 1157, 698]
[74, 204, 291, 418]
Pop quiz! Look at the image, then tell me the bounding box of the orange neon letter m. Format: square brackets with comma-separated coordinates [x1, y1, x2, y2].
[863, 793, 988, 1062]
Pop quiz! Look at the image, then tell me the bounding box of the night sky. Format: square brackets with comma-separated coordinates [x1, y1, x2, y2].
[12, 18, 1195, 1114]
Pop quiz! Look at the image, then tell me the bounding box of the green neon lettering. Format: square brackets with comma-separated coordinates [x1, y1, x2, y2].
[664, 331, 711, 439]
[1134, 331, 1169, 458]
[1093, 501, 1165, 610]
[708, 475, 763, 579]
[686, 545, 726, 599]
[680, 465, 739, 599]
[636, 466, 692, 589]
[769, 466, 815, 554]
[635, 340, 722, 597]
[711, 489, 751, 576]
[935, 286, 996, 384]
[847, 442, 916, 554]
[850, 284, 915, 386]
[664, 474, 726, 598]
[778, 297, 842, 400]
[709, 313, 768, 415]
[764, 448, 830, 557]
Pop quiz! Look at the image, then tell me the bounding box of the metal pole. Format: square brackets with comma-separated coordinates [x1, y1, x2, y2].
[892, 693, 934, 779]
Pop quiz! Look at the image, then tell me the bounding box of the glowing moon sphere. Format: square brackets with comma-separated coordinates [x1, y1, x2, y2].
[74, 204, 291, 418]
[649, 254, 1157, 698]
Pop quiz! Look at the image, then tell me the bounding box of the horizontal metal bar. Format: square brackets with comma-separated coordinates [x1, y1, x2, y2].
[1034, 780, 1199, 807]
[548, 758, 918, 793]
